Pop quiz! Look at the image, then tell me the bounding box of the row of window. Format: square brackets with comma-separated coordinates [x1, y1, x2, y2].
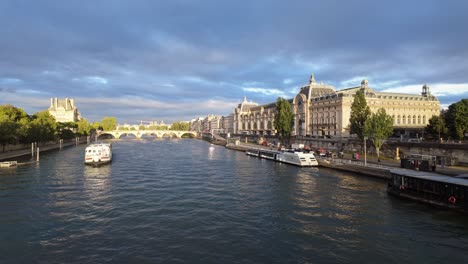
[393, 115, 427, 125]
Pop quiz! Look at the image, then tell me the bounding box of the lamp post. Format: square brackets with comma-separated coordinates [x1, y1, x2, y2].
[364, 136, 368, 166]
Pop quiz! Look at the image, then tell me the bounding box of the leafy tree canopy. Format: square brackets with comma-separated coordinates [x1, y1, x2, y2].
[445, 99, 468, 140]
[425, 115, 447, 140]
[77, 118, 92, 136]
[274, 97, 294, 144]
[171, 121, 190, 131]
[29, 111, 57, 142]
[364, 108, 394, 160]
[101, 117, 117, 131]
[0, 104, 30, 145]
[349, 89, 371, 143]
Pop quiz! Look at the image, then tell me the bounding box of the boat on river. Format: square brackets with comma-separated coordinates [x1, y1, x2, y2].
[84, 143, 112, 166]
[387, 169, 468, 213]
[246, 148, 318, 167]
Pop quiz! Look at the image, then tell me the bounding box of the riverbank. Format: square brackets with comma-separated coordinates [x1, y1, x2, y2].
[0, 139, 88, 162]
[225, 142, 468, 178]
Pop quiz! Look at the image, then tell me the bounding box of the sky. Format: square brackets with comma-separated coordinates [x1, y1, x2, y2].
[1, 0, 467, 124]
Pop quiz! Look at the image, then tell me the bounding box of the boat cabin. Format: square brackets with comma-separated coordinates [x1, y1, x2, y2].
[388, 169, 468, 212]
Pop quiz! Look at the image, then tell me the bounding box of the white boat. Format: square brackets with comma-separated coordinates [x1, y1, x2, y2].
[0, 161, 17, 168]
[246, 149, 260, 157]
[276, 150, 319, 166]
[245, 148, 318, 167]
[84, 143, 112, 166]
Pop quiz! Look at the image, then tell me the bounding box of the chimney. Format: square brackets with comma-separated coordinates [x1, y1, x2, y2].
[55, 98, 58, 109]
[65, 98, 68, 110]
[50, 98, 53, 109]
[70, 99, 74, 108]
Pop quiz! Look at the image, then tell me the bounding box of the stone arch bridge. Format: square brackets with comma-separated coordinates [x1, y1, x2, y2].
[98, 130, 198, 139]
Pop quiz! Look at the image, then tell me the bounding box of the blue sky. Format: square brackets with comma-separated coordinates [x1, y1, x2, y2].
[1, 0, 467, 123]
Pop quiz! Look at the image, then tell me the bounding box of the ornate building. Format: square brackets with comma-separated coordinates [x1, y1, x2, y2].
[48, 98, 81, 122]
[232, 74, 441, 138]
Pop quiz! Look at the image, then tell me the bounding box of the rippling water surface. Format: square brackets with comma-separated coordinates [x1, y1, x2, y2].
[1, 139, 468, 263]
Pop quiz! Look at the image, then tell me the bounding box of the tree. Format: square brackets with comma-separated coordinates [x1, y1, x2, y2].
[101, 117, 117, 131]
[445, 99, 468, 140]
[364, 108, 394, 161]
[92, 121, 102, 131]
[57, 122, 78, 139]
[274, 97, 294, 145]
[349, 90, 371, 144]
[29, 111, 57, 142]
[139, 125, 146, 130]
[77, 118, 92, 136]
[0, 104, 30, 146]
[425, 115, 447, 141]
[171, 121, 190, 131]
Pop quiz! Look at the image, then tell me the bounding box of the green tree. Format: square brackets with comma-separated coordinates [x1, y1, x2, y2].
[171, 121, 190, 131]
[101, 117, 117, 131]
[350, 89, 371, 144]
[274, 97, 294, 145]
[92, 121, 102, 130]
[29, 111, 57, 142]
[139, 125, 147, 130]
[445, 99, 468, 140]
[77, 118, 92, 136]
[425, 115, 447, 141]
[364, 108, 394, 161]
[57, 122, 78, 139]
[0, 104, 30, 146]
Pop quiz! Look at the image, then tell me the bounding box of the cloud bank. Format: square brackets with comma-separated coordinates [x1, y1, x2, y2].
[0, 0, 467, 122]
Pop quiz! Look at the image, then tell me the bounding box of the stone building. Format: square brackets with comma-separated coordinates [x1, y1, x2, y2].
[48, 98, 81, 122]
[232, 74, 441, 138]
[221, 114, 234, 134]
[190, 117, 204, 133]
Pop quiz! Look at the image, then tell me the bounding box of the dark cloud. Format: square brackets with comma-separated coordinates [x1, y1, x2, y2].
[1, 0, 467, 122]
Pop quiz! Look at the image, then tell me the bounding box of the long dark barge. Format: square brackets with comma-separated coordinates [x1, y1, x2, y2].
[387, 169, 468, 213]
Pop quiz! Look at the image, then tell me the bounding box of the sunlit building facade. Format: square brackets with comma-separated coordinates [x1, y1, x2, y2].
[232, 75, 441, 138]
[48, 97, 81, 122]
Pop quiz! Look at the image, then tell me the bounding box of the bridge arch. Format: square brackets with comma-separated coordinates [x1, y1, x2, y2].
[97, 132, 116, 139]
[98, 130, 198, 139]
[161, 132, 178, 138]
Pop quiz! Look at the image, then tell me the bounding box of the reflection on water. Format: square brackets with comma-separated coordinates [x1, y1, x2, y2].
[83, 164, 112, 194]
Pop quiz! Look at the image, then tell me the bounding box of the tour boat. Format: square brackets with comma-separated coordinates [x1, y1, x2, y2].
[276, 149, 319, 166]
[246, 148, 318, 167]
[84, 143, 112, 166]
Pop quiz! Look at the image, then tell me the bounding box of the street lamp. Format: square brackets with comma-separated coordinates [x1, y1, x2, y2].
[364, 136, 368, 166]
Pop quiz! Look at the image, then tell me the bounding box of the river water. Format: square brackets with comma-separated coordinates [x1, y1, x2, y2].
[1, 139, 467, 264]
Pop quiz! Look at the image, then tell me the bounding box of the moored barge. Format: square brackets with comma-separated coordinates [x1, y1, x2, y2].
[387, 169, 468, 213]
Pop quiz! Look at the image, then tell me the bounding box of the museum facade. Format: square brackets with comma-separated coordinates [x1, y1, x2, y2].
[232, 75, 440, 138]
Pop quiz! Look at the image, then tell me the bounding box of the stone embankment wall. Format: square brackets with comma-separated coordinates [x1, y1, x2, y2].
[1, 137, 89, 154]
[386, 142, 468, 166]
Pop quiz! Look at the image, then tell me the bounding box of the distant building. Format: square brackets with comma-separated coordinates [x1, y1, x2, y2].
[48, 98, 81, 122]
[221, 114, 234, 134]
[190, 117, 204, 133]
[232, 74, 441, 138]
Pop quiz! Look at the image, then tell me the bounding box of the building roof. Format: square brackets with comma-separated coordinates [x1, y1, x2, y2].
[299, 74, 336, 99]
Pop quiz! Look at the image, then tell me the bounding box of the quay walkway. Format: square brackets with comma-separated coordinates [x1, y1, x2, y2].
[0, 140, 85, 162]
[226, 142, 468, 178]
